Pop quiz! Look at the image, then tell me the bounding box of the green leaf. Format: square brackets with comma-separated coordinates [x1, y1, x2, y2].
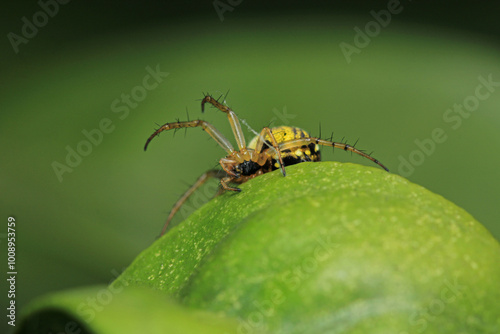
[114, 162, 500, 333]
[16, 286, 238, 334]
[18, 162, 500, 333]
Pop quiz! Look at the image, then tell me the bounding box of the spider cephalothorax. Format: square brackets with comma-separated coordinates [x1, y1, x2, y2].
[145, 94, 389, 235]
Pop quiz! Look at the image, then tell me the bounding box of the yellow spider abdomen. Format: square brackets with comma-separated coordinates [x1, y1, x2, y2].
[248, 126, 310, 149]
[248, 126, 321, 168]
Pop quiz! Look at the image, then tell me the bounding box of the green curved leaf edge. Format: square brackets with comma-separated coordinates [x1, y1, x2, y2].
[15, 286, 239, 334]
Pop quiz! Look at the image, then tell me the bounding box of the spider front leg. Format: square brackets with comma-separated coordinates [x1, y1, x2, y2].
[201, 94, 247, 152]
[160, 169, 226, 236]
[144, 119, 235, 154]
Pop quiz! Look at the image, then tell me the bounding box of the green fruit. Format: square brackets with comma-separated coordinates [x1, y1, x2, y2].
[114, 162, 500, 333]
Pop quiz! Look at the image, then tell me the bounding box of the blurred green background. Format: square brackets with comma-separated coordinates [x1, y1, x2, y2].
[1, 1, 500, 332]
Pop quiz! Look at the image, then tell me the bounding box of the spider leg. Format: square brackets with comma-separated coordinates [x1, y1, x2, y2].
[278, 138, 389, 172]
[216, 156, 243, 191]
[144, 120, 235, 154]
[252, 127, 287, 176]
[201, 94, 247, 152]
[220, 176, 241, 192]
[220, 157, 240, 177]
[160, 169, 227, 236]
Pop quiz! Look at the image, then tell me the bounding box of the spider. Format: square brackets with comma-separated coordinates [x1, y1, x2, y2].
[145, 94, 389, 235]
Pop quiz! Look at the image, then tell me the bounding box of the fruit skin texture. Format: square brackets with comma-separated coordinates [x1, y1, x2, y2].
[115, 162, 500, 334]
